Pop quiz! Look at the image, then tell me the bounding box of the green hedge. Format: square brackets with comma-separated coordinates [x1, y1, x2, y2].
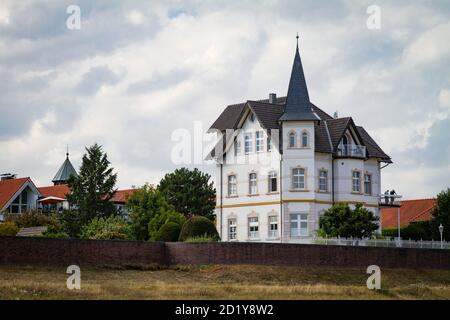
[178, 216, 219, 242]
[155, 222, 181, 242]
[0, 221, 19, 236]
[382, 221, 433, 240]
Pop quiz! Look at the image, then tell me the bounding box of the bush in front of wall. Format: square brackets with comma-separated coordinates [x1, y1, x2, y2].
[155, 222, 181, 242]
[178, 216, 220, 242]
[0, 221, 19, 236]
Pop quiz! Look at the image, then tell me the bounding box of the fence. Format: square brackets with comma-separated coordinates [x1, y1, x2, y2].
[312, 237, 450, 250]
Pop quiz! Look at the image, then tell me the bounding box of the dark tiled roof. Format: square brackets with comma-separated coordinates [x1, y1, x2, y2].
[356, 126, 391, 161]
[208, 96, 390, 161]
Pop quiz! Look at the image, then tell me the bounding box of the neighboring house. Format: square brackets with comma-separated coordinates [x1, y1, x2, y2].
[0, 175, 41, 221]
[111, 189, 136, 214]
[208, 39, 391, 243]
[381, 198, 435, 230]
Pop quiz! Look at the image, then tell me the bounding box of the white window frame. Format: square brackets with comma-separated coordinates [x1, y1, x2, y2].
[228, 218, 237, 240]
[249, 172, 257, 195]
[227, 175, 237, 196]
[352, 170, 361, 193]
[256, 130, 264, 152]
[318, 170, 327, 192]
[268, 215, 278, 238]
[234, 138, 241, 156]
[248, 217, 259, 239]
[244, 133, 253, 154]
[301, 131, 308, 148]
[292, 167, 306, 190]
[364, 173, 372, 195]
[288, 131, 296, 148]
[268, 171, 277, 193]
[290, 213, 308, 237]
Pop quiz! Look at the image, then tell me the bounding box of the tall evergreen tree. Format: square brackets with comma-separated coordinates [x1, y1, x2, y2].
[158, 168, 216, 220]
[65, 143, 118, 235]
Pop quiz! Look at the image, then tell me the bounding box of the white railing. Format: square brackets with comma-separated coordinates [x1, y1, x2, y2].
[311, 236, 450, 250]
[336, 144, 366, 158]
[379, 194, 402, 206]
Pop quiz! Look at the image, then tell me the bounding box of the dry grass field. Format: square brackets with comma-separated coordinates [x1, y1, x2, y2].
[1, 264, 450, 300]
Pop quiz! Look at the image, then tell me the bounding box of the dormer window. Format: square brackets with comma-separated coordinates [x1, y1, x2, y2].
[288, 131, 296, 148]
[301, 131, 308, 148]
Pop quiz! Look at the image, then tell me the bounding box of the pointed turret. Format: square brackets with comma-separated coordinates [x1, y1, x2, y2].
[52, 150, 78, 186]
[279, 34, 319, 121]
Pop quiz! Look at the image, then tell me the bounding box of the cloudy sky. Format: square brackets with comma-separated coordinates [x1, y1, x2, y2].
[0, 0, 449, 199]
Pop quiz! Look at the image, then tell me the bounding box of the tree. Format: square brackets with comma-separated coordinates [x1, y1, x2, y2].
[319, 203, 379, 238]
[431, 188, 450, 240]
[158, 168, 216, 220]
[65, 143, 118, 236]
[127, 184, 179, 240]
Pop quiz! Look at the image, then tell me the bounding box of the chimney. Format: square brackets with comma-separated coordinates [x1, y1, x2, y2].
[333, 111, 339, 119]
[269, 93, 277, 104]
[0, 173, 17, 181]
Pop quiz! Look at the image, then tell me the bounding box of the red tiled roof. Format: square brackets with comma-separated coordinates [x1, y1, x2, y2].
[111, 189, 136, 203]
[381, 198, 436, 229]
[0, 177, 30, 209]
[38, 184, 71, 199]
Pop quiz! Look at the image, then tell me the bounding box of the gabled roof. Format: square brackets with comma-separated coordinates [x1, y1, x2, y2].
[381, 199, 435, 229]
[52, 154, 78, 184]
[0, 177, 41, 210]
[111, 189, 136, 203]
[38, 184, 70, 200]
[208, 95, 391, 162]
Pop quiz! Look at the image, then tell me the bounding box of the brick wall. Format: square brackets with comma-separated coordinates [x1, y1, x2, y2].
[0, 236, 165, 266]
[1, 237, 450, 269]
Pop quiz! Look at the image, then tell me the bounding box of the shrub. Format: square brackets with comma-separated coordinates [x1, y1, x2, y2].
[5, 210, 60, 229]
[80, 216, 131, 240]
[382, 221, 433, 240]
[0, 221, 19, 236]
[148, 210, 185, 240]
[155, 222, 181, 242]
[178, 216, 219, 242]
[184, 235, 218, 243]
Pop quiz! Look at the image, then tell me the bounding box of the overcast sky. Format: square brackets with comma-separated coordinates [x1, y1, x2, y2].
[0, 0, 449, 199]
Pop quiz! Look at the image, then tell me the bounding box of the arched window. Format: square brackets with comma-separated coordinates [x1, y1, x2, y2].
[301, 131, 308, 147]
[288, 131, 296, 148]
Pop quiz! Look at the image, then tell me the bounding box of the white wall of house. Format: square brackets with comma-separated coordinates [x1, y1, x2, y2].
[214, 113, 383, 243]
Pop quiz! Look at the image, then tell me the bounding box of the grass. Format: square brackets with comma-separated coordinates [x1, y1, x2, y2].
[1, 264, 450, 300]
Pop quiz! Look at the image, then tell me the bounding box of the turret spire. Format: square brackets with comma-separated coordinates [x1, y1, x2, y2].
[279, 34, 318, 121]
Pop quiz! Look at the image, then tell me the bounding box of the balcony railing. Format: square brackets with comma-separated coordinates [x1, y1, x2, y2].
[379, 194, 402, 207]
[336, 144, 366, 158]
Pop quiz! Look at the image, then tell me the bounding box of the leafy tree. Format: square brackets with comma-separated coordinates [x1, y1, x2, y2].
[127, 184, 179, 240]
[158, 168, 216, 220]
[65, 143, 118, 236]
[431, 188, 450, 240]
[319, 203, 379, 238]
[148, 210, 185, 240]
[80, 216, 131, 240]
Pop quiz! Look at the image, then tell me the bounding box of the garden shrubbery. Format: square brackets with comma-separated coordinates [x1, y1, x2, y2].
[178, 216, 220, 242]
[0, 221, 19, 236]
[80, 216, 131, 240]
[155, 222, 181, 242]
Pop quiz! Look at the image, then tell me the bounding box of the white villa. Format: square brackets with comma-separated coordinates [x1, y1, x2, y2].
[208, 38, 392, 243]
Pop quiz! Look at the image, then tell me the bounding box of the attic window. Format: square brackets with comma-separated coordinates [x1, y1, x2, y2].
[250, 113, 256, 122]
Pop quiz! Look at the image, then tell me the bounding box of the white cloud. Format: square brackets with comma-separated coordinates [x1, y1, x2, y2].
[0, 0, 449, 199]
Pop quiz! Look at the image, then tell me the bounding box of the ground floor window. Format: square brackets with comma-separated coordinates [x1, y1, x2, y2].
[268, 216, 278, 238]
[228, 218, 237, 240]
[290, 213, 308, 237]
[248, 217, 259, 239]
